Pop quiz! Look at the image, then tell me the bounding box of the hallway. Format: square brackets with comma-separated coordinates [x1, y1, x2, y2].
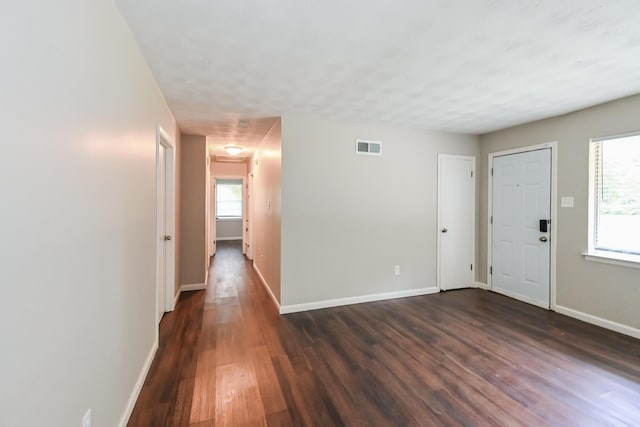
[128, 240, 282, 426]
[128, 241, 640, 426]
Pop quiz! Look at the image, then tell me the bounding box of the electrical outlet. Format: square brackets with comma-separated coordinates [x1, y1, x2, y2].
[394, 265, 400, 276]
[82, 408, 91, 427]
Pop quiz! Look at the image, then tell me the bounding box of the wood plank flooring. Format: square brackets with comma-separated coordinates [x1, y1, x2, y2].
[128, 240, 640, 426]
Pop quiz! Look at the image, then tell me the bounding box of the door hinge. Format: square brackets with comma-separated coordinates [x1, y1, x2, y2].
[491, 168, 494, 176]
[470, 264, 473, 271]
[470, 170, 474, 178]
[490, 216, 493, 224]
[490, 266, 493, 275]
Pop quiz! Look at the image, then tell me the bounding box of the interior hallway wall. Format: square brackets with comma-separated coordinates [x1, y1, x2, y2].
[211, 160, 247, 177]
[0, 1, 179, 426]
[180, 134, 208, 286]
[249, 120, 282, 302]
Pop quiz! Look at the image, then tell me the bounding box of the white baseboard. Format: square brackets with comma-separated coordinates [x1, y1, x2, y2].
[181, 282, 207, 292]
[252, 262, 280, 312]
[475, 281, 489, 290]
[118, 339, 158, 427]
[555, 305, 640, 340]
[172, 288, 181, 309]
[216, 237, 243, 241]
[180, 270, 209, 292]
[280, 286, 440, 314]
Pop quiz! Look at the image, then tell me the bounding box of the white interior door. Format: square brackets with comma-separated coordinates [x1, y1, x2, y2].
[157, 144, 167, 323]
[438, 155, 475, 291]
[156, 127, 176, 317]
[492, 148, 551, 308]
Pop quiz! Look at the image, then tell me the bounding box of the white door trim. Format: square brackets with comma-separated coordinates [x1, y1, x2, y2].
[487, 142, 558, 310]
[437, 154, 476, 291]
[156, 125, 176, 327]
[210, 175, 216, 255]
[246, 171, 254, 260]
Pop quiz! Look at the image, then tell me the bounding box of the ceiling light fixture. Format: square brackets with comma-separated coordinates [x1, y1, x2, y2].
[225, 146, 243, 155]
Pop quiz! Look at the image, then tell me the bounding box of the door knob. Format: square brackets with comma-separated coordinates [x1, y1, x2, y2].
[441, 228, 448, 233]
[164, 235, 172, 241]
[539, 236, 547, 242]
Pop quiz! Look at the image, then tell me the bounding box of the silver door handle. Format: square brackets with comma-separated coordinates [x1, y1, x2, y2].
[539, 236, 547, 242]
[164, 235, 172, 241]
[441, 228, 448, 233]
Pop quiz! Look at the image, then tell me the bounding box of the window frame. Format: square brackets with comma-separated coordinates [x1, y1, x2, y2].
[215, 178, 243, 219]
[586, 132, 640, 268]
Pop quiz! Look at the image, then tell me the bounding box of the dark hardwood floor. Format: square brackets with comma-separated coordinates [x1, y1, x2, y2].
[128, 240, 640, 426]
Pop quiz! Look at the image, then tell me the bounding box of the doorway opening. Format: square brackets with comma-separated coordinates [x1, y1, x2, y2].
[214, 178, 244, 251]
[487, 142, 557, 309]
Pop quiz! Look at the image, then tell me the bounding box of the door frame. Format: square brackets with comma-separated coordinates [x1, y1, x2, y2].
[212, 176, 246, 245]
[437, 154, 476, 291]
[246, 171, 254, 260]
[210, 172, 216, 256]
[156, 125, 177, 328]
[487, 142, 558, 309]
[243, 173, 250, 256]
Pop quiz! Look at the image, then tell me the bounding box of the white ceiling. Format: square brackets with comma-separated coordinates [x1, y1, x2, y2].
[116, 0, 640, 153]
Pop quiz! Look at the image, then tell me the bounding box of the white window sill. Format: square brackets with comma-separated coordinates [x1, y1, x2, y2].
[582, 251, 640, 269]
[216, 217, 242, 221]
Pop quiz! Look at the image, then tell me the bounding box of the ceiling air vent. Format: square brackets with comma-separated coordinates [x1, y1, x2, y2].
[355, 139, 382, 156]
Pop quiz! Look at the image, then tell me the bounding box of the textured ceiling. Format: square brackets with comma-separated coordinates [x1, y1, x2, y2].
[116, 0, 640, 152]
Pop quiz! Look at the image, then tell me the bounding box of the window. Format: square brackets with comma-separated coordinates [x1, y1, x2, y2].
[589, 133, 640, 259]
[216, 179, 243, 218]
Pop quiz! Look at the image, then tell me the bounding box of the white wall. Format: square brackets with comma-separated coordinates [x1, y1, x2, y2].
[0, 1, 178, 426]
[280, 115, 479, 308]
[250, 121, 282, 302]
[479, 94, 640, 332]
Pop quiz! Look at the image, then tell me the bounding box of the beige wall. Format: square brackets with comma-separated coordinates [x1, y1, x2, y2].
[280, 115, 479, 307]
[0, 1, 179, 426]
[180, 134, 208, 285]
[211, 160, 247, 177]
[479, 94, 640, 330]
[250, 121, 282, 301]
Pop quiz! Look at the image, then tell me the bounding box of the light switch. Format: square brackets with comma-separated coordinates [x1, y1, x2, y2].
[561, 196, 574, 208]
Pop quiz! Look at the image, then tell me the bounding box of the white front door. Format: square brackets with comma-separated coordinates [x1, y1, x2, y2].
[157, 143, 167, 323]
[492, 148, 551, 308]
[438, 155, 475, 291]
